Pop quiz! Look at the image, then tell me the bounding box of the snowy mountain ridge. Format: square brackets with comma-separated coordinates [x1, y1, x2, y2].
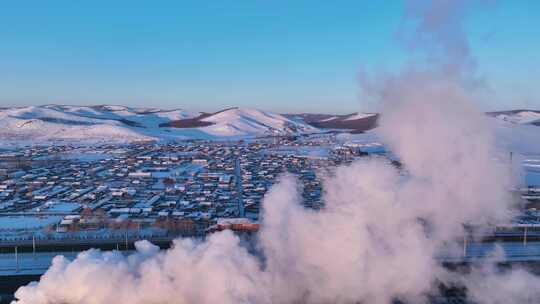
[488, 110, 540, 126]
[0, 105, 320, 144]
[0, 105, 537, 145]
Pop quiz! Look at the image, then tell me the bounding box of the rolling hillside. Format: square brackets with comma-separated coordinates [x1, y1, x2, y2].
[0, 105, 319, 144]
[164, 107, 319, 137]
[488, 110, 540, 126]
[285, 112, 379, 133]
[0, 105, 537, 145]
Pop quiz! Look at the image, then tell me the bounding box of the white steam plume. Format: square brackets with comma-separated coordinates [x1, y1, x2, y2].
[12, 0, 539, 303]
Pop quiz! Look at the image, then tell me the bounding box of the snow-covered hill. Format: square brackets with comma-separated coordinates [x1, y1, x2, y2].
[198, 107, 318, 137]
[39, 104, 198, 128]
[0, 105, 155, 143]
[0, 105, 319, 144]
[290, 112, 379, 133]
[489, 110, 540, 126]
[1, 105, 537, 145]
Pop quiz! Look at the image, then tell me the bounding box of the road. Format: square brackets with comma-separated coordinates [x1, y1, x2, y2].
[0, 251, 81, 276]
[0, 250, 133, 277]
[439, 241, 540, 262]
[4, 240, 540, 275]
[234, 157, 245, 218]
[0, 235, 171, 249]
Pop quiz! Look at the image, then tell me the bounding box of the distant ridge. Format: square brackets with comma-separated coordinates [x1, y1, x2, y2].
[0, 105, 537, 144]
[160, 107, 319, 137]
[0, 105, 318, 143]
[284, 112, 379, 133]
[159, 107, 238, 128]
[487, 109, 540, 126]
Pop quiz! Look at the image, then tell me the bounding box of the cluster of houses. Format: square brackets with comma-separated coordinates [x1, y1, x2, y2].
[1, 136, 538, 241]
[0, 137, 356, 239]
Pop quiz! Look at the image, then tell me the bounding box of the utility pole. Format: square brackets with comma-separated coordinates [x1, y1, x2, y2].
[524, 226, 528, 247]
[463, 234, 468, 258]
[15, 246, 19, 273]
[32, 235, 36, 260]
[509, 151, 514, 180]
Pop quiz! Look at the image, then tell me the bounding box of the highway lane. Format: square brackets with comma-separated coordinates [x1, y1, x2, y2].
[0, 234, 178, 250]
[0, 251, 79, 276]
[3, 240, 540, 276]
[440, 241, 540, 262]
[0, 249, 136, 276]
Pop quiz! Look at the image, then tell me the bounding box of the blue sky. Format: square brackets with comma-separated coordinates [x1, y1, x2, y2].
[0, 1, 538, 114]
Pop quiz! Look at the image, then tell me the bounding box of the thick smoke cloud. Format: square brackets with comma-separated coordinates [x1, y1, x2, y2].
[14, 233, 267, 304]
[12, 0, 539, 303]
[464, 251, 540, 304]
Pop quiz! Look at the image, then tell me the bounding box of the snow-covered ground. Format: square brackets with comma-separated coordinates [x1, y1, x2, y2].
[33, 201, 80, 213]
[0, 216, 62, 231]
[263, 146, 332, 158]
[200, 108, 318, 138]
[0, 105, 157, 143]
[495, 111, 540, 125]
[0, 105, 538, 149]
[0, 105, 320, 144]
[343, 113, 376, 121]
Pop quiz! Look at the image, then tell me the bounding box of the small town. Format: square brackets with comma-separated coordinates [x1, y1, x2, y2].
[0, 135, 391, 243]
[2, 1, 540, 303]
[0, 135, 539, 248]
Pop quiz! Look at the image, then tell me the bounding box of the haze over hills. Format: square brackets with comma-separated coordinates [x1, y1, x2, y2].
[0, 104, 538, 145]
